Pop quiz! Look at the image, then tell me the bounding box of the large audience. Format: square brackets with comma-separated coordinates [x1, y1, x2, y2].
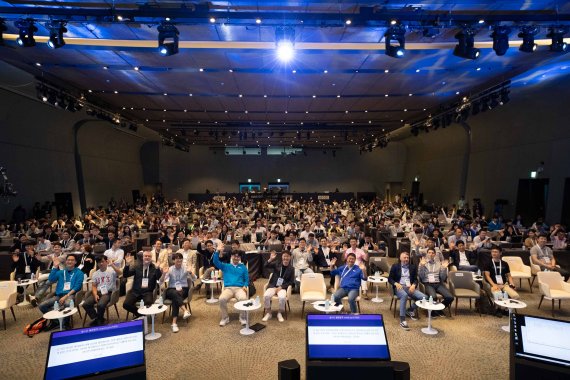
[4, 194, 570, 332]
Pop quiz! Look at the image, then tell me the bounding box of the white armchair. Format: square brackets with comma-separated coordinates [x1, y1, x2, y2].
[537, 271, 570, 317]
[0, 281, 18, 330]
[502, 256, 532, 292]
[300, 273, 326, 318]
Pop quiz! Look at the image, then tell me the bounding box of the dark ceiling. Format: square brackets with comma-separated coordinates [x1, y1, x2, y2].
[1, 1, 570, 149]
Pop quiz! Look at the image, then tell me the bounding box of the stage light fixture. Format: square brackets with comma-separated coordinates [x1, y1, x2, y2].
[157, 23, 179, 56]
[46, 21, 67, 49]
[275, 27, 295, 62]
[385, 26, 406, 58]
[518, 26, 538, 53]
[547, 27, 568, 52]
[491, 26, 511, 56]
[500, 88, 510, 105]
[15, 19, 37, 47]
[453, 29, 480, 59]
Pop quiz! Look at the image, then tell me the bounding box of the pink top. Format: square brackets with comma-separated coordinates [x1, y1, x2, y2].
[344, 247, 367, 265]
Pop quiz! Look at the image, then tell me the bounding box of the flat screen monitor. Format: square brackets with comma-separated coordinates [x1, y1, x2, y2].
[512, 313, 570, 367]
[306, 314, 390, 361]
[44, 320, 145, 380]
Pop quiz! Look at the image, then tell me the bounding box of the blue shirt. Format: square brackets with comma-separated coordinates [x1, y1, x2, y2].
[48, 267, 85, 296]
[212, 252, 249, 287]
[331, 264, 365, 290]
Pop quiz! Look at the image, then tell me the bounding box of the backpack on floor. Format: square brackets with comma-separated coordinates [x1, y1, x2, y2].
[23, 317, 49, 337]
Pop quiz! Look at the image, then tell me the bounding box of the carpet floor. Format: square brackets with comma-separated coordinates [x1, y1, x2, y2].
[1, 275, 569, 380]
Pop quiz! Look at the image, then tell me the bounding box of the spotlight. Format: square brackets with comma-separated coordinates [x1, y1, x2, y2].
[385, 26, 406, 58]
[453, 29, 480, 59]
[547, 27, 568, 52]
[518, 26, 538, 53]
[275, 27, 295, 62]
[15, 19, 37, 47]
[491, 26, 511, 56]
[157, 23, 179, 56]
[46, 21, 67, 49]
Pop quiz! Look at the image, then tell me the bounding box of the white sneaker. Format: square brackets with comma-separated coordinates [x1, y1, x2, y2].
[219, 317, 230, 327]
[183, 310, 191, 319]
[262, 313, 272, 322]
[171, 324, 179, 333]
[239, 316, 247, 325]
[277, 313, 285, 322]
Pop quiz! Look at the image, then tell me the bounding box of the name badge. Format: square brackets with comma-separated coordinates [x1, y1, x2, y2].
[100, 285, 108, 295]
[404, 279, 411, 287]
[63, 282, 71, 291]
[543, 257, 551, 264]
[141, 278, 149, 288]
[175, 281, 183, 291]
[78, 264, 84, 270]
[428, 274, 436, 283]
[495, 275, 504, 285]
[25, 265, 31, 274]
[276, 277, 284, 287]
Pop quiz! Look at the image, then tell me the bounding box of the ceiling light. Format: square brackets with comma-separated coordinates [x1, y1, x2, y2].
[157, 23, 179, 56]
[385, 26, 406, 58]
[46, 20, 67, 49]
[345, 19, 352, 25]
[547, 27, 568, 52]
[275, 27, 295, 63]
[209, 17, 216, 23]
[518, 26, 538, 53]
[453, 29, 480, 60]
[134, 66, 140, 71]
[15, 19, 37, 47]
[491, 26, 511, 56]
[256, 18, 262, 24]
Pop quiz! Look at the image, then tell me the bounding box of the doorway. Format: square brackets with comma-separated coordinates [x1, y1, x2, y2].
[515, 179, 549, 224]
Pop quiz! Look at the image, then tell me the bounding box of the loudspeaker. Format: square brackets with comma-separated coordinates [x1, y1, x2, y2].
[278, 359, 300, 380]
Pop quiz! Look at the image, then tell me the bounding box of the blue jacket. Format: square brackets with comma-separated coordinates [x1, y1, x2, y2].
[48, 267, 85, 296]
[331, 264, 365, 290]
[213, 251, 249, 287]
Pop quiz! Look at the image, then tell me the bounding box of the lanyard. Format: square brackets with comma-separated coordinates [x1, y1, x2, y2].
[428, 262, 436, 273]
[340, 265, 353, 280]
[492, 260, 502, 275]
[24, 253, 28, 266]
[63, 270, 74, 282]
[279, 266, 285, 278]
[81, 254, 87, 265]
[143, 266, 149, 279]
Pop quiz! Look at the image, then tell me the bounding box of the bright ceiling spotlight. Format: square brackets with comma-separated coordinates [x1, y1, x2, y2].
[157, 23, 179, 56]
[491, 26, 511, 56]
[46, 20, 67, 49]
[15, 18, 37, 47]
[547, 27, 568, 52]
[453, 29, 480, 59]
[518, 26, 538, 53]
[275, 27, 295, 63]
[385, 25, 406, 58]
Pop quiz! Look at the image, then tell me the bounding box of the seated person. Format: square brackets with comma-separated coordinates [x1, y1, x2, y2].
[530, 234, 570, 281]
[38, 255, 84, 327]
[83, 255, 122, 326]
[264, 230, 281, 249]
[418, 248, 453, 317]
[104, 239, 125, 267]
[472, 229, 493, 251]
[306, 233, 320, 250]
[160, 252, 194, 333]
[213, 243, 249, 327]
[176, 239, 198, 274]
[330, 253, 367, 314]
[31, 242, 67, 306]
[11, 243, 42, 301]
[195, 239, 216, 292]
[388, 252, 426, 330]
[449, 241, 479, 272]
[262, 250, 295, 322]
[359, 234, 379, 252]
[122, 249, 162, 319]
[550, 228, 568, 250]
[219, 240, 245, 264]
[483, 246, 519, 316]
[418, 239, 445, 262]
[312, 238, 334, 268]
[524, 229, 537, 249]
[75, 244, 96, 276]
[292, 238, 314, 283]
[344, 237, 369, 300]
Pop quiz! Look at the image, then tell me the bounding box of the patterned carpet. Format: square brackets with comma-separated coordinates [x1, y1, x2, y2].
[1, 276, 569, 380]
